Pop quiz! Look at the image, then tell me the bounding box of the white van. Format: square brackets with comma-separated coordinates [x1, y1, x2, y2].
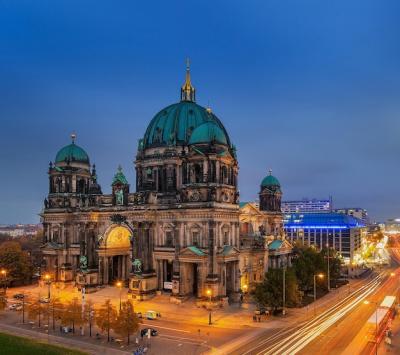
[145, 310, 159, 320]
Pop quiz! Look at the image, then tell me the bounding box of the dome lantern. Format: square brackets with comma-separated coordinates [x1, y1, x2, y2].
[180, 58, 196, 102]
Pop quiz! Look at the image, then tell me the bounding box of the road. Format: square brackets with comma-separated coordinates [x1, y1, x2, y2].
[230, 271, 385, 355]
[231, 237, 400, 355]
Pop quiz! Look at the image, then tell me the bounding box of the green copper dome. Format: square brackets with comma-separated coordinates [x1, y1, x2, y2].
[261, 172, 280, 188]
[55, 142, 90, 164]
[188, 121, 228, 145]
[142, 101, 231, 149]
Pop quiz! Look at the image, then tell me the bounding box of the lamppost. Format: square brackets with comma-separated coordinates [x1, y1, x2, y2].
[43, 273, 51, 300]
[206, 289, 212, 325]
[116, 281, 122, 311]
[313, 273, 324, 316]
[242, 284, 248, 303]
[326, 244, 330, 292]
[283, 268, 286, 316]
[364, 300, 378, 355]
[0, 269, 7, 294]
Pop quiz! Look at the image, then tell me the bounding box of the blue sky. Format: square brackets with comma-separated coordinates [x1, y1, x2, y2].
[1, 0, 399, 223]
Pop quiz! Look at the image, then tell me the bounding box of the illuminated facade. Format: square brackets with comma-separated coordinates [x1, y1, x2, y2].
[40, 65, 284, 301]
[284, 213, 366, 262]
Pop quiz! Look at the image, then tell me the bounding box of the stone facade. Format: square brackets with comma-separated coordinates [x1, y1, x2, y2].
[40, 66, 286, 301]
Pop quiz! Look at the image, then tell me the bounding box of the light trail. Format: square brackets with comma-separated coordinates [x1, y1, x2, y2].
[256, 273, 384, 355]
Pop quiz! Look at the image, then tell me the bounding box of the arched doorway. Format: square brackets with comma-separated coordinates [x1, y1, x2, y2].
[98, 225, 132, 285]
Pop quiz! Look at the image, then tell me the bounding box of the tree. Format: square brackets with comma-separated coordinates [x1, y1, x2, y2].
[112, 301, 141, 344]
[96, 299, 117, 342]
[292, 246, 325, 292]
[0, 241, 33, 283]
[27, 299, 44, 327]
[321, 247, 342, 286]
[60, 297, 84, 333]
[254, 268, 301, 311]
[0, 295, 6, 311]
[49, 297, 64, 331]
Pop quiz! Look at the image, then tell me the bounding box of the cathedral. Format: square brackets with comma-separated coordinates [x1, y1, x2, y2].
[41, 65, 288, 301]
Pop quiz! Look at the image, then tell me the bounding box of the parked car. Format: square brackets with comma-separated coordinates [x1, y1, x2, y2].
[140, 328, 158, 337]
[13, 294, 25, 300]
[39, 297, 50, 303]
[8, 303, 21, 310]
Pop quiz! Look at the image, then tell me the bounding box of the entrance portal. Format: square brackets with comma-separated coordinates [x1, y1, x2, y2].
[99, 225, 133, 285]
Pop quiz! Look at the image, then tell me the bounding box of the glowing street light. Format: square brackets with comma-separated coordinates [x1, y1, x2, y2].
[206, 289, 212, 325]
[43, 273, 51, 299]
[0, 269, 7, 294]
[313, 273, 324, 316]
[116, 281, 123, 311]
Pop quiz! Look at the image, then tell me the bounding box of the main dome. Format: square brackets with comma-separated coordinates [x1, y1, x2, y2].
[142, 101, 231, 149]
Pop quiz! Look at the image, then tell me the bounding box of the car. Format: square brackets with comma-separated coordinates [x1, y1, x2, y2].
[13, 294, 25, 300]
[140, 328, 158, 337]
[8, 303, 21, 310]
[136, 312, 142, 318]
[39, 297, 50, 303]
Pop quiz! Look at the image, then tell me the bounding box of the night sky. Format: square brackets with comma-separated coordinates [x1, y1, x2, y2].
[1, 0, 399, 224]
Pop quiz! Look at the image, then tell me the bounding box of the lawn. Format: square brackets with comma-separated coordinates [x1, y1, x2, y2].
[0, 332, 88, 355]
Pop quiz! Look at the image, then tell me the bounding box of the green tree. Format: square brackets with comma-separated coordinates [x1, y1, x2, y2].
[96, 299, 117, 342]
[321, 247, 342, 285]
[292, 246, 324, 292]
[112, 301, 140, 344]
[0, 241, 33, 283]
[254, 268, 301, 311]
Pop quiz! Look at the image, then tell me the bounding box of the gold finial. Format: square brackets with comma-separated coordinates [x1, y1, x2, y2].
[71, 132, 76, 144]
[181, 58, 195, 102]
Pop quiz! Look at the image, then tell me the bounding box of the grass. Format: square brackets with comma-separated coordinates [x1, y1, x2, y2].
[0, 332, 88, 355]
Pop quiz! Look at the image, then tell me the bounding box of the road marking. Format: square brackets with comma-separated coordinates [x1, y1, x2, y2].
[141, 323, 190, 333]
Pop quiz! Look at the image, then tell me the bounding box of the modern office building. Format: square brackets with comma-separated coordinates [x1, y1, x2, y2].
[281, 198, 332, 214]
[283, 213, 366, 263]
[334, 208, 369, 225]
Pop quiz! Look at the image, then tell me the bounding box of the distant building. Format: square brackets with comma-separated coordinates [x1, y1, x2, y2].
[281, 198, 332, 213]
[334, 208, 369, 225]
[385, 219, 400, 234]
[283, 213, 366, 263]
[0, 224, 41, 238]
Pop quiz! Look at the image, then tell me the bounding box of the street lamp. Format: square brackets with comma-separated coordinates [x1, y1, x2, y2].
[44, 273, 51, 300]
[326, 244, 330, 292]
[0, 269, 7, 294]
[313, 273, 324, 316]
[364, 300, 378, 355]
[206, 289, 212, 325]
[116, 281, 122, 311]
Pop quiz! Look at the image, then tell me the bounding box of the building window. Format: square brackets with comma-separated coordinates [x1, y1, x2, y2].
[223, 231, 229, 245]
[192, 231, 199, 246]
[165, 231, 173, 247]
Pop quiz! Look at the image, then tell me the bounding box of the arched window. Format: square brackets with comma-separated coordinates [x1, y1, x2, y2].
[221, 166, 227, 184]
[193, 164, 202, 183]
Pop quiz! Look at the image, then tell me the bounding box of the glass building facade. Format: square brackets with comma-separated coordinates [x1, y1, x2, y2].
[283, 213, 366, 262]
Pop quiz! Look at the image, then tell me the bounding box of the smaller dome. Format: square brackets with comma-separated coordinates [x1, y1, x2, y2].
[188, 121, 228, 145]
[55, 143, 90, 164]
[261, 170, 280, 188]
